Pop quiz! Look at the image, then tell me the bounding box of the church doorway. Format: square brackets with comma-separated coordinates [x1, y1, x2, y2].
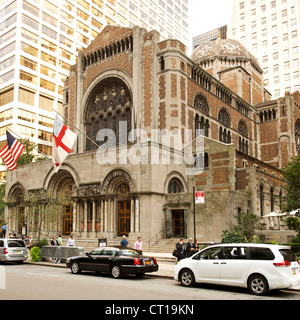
[63, 205, 73, 235]
[172, 210, 185, 237]
[118, 201, 131, 236]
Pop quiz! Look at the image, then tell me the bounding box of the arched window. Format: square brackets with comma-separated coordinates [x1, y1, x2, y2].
[218, 108, 231, 127]
[168, 179, 183, 194]
[194, 93, 209, 115]
[195, 114, 209, 138]
[84, 78, 132, 151]
[238, 120, 248, 137]
[219, 126, 231, 144]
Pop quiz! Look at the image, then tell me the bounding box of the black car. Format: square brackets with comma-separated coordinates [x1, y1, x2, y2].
[66, 246, 159, 278]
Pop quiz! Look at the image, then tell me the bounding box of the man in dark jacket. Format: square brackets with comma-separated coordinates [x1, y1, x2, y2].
[175, 239, 185, 261]
[185, 238, 195, 257]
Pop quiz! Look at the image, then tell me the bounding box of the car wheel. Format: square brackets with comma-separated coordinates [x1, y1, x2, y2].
[71, 262, 81, 274]
[111, 265, 122, 279]
[180, 269, 195, 287]
[248, 274, 268, 296]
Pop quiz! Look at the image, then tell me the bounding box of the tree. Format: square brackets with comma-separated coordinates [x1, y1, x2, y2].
[281, 155, 300, 213]
[234, 211, 261, 243]
[17, 138, 48, 166]
[24, 190, 71, 241]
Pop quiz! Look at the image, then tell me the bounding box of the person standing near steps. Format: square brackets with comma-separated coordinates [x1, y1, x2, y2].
[134, 236, 143, 255]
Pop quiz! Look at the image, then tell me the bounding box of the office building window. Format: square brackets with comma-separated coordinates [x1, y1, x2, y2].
[19, 88, 35, 106]
[0, 89, 14, 107]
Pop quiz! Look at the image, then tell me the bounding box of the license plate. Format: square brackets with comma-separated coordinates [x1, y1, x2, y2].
[145, 261, 150, 265]
[14, 250, 22, 254]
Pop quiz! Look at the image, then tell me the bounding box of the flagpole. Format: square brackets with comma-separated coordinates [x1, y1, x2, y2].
[53, 110, 99, 149]
[6, 128, 51, 160]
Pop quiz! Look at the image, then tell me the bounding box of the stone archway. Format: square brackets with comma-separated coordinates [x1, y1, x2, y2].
[101, 169, 139, 238]
[47, 170, 76, 235]
[7, 183, 26, 235]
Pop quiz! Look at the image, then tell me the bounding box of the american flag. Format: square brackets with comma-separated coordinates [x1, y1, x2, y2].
[0, 131, 25, 171]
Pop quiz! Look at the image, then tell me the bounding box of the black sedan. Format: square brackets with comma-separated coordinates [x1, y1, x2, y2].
[66, 246, 159, 278]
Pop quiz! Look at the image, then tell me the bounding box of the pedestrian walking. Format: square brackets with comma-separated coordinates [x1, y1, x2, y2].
[175, 238, 185, 261]
[67, 234, 75, 247]
[57, 234, 62, 246]
[134, 236, 143, 255]
[193, 239, 199, 252]
[120, 235, 128, 247]
[185, 238, 195, 257]
[25, 236, 34, 253]
[1, 224, 7, 238]
[51, 236, 59, 246]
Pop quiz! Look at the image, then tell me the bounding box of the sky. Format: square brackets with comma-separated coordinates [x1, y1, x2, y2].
[188, 0, 234, 39]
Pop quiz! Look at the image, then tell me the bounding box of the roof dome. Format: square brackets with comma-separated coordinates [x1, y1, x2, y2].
[191, 37, 261, 70]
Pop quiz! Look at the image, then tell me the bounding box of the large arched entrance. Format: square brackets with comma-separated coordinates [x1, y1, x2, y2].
[101, 169, 139, 237]
[7, 183, 26, 236]
[47, 170, 76, 235]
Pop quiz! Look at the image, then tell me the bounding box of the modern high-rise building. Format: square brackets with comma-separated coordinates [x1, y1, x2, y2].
[228, 0, 300, 98]
[0, 0, 189, 180]
[192, 25, 227, 50]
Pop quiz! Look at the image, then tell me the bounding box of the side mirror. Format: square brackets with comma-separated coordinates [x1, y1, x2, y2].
[85, 252, 90, 256]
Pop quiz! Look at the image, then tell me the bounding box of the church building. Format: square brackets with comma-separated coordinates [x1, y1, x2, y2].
[5, 26, 300, 243]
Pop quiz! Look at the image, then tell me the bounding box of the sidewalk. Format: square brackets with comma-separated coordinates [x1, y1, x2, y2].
[24, 251, 175, 279]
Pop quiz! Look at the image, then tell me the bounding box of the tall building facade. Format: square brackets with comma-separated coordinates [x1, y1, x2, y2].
[0, 0, 189, 180]
[192, 25, 227, 50]
[228, 0, 300, 99]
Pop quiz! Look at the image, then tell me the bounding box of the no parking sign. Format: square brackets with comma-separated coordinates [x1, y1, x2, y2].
[195, 191, 205, 204]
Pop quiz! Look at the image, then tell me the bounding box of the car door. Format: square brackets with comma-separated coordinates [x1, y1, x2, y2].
[80, 248, 102, 271]
[194, 246, 223, 284]
[95, 248, 117, 272]
[219, 246, 250, 286]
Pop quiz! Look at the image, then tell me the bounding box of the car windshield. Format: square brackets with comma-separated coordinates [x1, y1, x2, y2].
[280, 249, 298, 262]
[120, 249, 139, 256]
[7, 240, 25, 248]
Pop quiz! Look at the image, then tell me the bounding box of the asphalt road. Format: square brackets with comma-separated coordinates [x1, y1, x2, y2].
[1, 263, 300, 301]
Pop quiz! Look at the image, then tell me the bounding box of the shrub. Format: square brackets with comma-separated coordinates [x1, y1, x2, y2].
[221, 230, 246, 243]
[284, 216, 299, 230]
[30, 246, 41, 262]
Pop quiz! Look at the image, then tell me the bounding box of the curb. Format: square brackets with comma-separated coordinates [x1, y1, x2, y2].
[23, 260, 174, 279]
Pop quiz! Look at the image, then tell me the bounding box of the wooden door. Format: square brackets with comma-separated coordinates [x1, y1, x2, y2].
[63, 206, 73, 235]
[172, 210, 185, 236]
[118, 201, 131, 236]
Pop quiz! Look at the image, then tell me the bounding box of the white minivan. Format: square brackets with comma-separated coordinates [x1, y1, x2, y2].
[0, 239, 28, 264]
[174, 243, 300, 295]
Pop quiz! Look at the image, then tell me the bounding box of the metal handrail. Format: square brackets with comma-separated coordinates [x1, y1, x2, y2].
[148, 229, 165, 250]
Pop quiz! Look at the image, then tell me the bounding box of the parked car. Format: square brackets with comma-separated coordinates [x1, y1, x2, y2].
[174, 243, 300, 295]
[66, 246, 159, 278]
[0, 239, 28, 264]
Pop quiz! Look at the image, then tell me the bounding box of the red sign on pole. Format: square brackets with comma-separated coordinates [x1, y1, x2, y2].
[195, 191, 205, 204]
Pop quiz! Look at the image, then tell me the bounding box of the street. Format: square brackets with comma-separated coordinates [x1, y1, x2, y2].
[0, 263, 300, 301]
